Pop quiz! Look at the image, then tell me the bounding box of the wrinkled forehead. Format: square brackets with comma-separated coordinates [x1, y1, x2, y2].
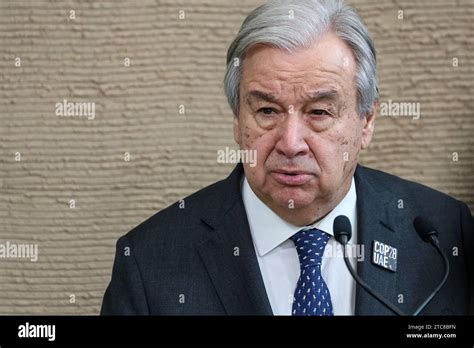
[240, 34, 358, 104]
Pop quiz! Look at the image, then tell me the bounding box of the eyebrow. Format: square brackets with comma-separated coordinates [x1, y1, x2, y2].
[245, 89, 341, 105]
[246, 90, 277, 104]
[306, 89, 341, 103]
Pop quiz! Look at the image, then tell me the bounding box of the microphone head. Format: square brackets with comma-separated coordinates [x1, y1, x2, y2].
[413, 216, 438, 242]
[333, 215, 352, 245]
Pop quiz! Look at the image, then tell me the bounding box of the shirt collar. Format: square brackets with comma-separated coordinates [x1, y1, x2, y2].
[242, 176, 357, 257]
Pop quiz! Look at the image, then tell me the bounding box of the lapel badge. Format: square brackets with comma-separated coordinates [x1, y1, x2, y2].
[372, 240, 397, 272]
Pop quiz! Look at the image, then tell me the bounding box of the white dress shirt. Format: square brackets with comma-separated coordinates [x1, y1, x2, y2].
[241, 176, 358, 315]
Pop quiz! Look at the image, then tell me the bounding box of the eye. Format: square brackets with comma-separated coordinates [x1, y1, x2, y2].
[311, 109, 330, 116]
[258, 107, 276, 115]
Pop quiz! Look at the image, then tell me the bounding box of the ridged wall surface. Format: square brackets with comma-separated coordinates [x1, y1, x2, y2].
[0, 0, 472, 314]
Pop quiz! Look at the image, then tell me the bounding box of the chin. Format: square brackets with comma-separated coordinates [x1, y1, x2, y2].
[269, 187, 317, 210]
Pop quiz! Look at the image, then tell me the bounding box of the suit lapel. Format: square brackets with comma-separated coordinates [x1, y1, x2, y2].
[195, 164, 273, 315]
[195, 163, 407, 315]
[354, 165, 403, 315]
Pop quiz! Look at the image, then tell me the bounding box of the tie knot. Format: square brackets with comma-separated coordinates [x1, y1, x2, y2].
[291, 228, 330, 268]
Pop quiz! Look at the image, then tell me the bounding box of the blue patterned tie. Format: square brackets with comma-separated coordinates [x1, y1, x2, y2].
[291, 228, 333, 316]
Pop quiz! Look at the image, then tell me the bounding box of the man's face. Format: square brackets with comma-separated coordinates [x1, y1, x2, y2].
[234, 32, 376, 223]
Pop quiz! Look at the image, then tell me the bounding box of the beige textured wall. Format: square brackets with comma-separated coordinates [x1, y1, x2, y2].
[0, 0, 472, 314]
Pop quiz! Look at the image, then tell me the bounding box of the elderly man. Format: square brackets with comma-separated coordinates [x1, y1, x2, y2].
[101, 0, 473, 315]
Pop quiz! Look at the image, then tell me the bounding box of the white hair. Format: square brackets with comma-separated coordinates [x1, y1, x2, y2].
[224, 0, 378, 117]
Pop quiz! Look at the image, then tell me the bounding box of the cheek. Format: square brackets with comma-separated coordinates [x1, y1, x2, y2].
[240, 125, 259, 149]
[307, 129, 358, 176]
[240, 125, 275, 176]
[336, 129, 363, 177]
[307, 133, 342, 168]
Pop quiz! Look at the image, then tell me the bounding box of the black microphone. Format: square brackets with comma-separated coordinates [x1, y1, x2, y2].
[333, 215, 406, 316]
[412, 216, 450, 316]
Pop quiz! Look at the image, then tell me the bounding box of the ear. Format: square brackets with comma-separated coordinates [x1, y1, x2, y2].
[233, 116, 242, 146]
[360, 101, 377, 150]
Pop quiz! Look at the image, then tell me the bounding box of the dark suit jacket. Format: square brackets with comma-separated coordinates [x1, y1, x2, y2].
[101, 164, 473, 315]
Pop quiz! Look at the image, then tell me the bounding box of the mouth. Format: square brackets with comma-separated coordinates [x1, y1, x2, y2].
[271, 169, 314, 186]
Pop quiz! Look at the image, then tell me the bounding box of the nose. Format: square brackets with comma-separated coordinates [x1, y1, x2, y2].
[274, 114, 310, 158]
